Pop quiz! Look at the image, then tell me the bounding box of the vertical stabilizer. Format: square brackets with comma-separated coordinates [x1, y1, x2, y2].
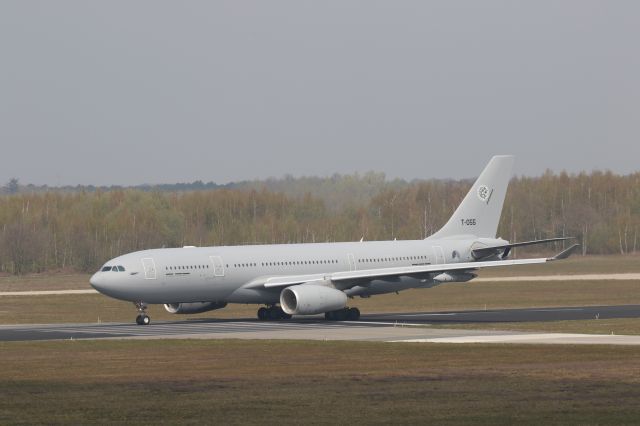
[428, 155, 514, 239]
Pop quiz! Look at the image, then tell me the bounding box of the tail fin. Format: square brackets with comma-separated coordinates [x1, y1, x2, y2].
[429, 155, 514, 239]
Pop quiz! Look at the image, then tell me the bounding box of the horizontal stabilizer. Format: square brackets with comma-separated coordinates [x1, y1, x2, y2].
[472, 237, 574, 260]
[548, 244, 581, 261]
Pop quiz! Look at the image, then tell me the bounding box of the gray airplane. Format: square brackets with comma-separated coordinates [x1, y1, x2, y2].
[90, 155, 579, 325]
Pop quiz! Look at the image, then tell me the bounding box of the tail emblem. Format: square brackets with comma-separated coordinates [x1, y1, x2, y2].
[477, 185, 493, 204]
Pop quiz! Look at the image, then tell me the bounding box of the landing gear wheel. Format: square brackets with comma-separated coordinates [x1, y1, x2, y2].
[335, 309, 348, 321]
[325, 308, 360, 321]
[135, 314, 150, 325]
[133, 302, 150, 325]
[257, 307, 268, 320]
[268, 307, 282, 320]
[347, 307, 361, 321]
[258, 306, 291, 321]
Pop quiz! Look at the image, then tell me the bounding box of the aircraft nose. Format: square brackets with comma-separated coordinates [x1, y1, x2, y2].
[90, 272, 107, 292]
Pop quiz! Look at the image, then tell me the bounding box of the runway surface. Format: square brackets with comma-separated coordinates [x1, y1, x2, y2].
[1, 305, 639, 344]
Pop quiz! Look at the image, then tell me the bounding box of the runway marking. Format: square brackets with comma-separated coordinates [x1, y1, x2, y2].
[31, 320, 382, 338]
[0, 289, 97, 296]
[393, 313, 457, 317]
[528, 308, 586, 312]
[394, 333, 640, 345]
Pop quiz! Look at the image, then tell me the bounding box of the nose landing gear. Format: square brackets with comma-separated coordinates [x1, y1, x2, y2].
[134, 302, 151, 325]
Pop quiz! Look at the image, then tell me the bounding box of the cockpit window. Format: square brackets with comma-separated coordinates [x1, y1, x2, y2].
[101, 266, 112, 272]
[117, 265, 125, 272]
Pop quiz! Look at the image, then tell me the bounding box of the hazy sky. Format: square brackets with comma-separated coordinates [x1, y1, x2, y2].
[1, 1, 638, 186]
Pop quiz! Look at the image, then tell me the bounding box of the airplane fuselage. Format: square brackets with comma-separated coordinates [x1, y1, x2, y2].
[90, 236, 501, 305]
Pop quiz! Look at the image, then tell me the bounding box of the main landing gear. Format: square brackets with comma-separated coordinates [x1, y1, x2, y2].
[134, 302, 151, 325]
[325, 307, 360, 321]
[257, 305, 292, 321]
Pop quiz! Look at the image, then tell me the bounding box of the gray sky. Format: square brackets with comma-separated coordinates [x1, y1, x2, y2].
[1, 1, 638, 186]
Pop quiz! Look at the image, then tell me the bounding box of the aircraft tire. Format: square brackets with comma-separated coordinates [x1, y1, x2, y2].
[347, 308, 360, 321]
[136, 314, 150, 325]
[268, 307, 281, 320]
[257, 307, 268, 320]
[335, 309, 348, 321]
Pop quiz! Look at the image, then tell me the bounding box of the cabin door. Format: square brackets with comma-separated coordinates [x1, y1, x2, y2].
[142, 258, 157, 279]
[209, 256, 225, 277]
[432, 246, 445, 264]
[347, 253, 356, 271]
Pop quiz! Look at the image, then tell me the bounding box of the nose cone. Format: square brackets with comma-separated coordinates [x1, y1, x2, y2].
[90, 272, 106, 292]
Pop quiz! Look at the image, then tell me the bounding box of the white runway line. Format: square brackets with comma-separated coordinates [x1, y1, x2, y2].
[394, 333, 640, 345]
[33, 320, 370, 337]
[0, 289, 97, 296]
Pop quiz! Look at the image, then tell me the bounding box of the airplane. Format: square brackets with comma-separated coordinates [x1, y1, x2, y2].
[90, 155, 580, 325]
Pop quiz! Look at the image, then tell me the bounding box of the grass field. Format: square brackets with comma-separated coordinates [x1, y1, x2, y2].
[1, 340, 640, 425]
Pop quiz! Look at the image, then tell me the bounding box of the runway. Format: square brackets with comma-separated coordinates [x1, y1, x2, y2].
[364, 304, 640, 323]
[1, 304, 639, 344]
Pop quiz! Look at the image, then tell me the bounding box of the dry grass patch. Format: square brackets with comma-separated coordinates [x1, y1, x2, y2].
[1, 340, 640, 424]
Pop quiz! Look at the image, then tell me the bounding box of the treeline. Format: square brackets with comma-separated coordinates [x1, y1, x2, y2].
[0, 170, 639, 274]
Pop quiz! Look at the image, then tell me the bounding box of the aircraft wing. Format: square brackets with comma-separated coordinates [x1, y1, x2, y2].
[472, 237, 573, 259]
[246, 245, 580, 290]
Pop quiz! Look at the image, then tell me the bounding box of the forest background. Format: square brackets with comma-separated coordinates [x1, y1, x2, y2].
[1, 169, 638, 274]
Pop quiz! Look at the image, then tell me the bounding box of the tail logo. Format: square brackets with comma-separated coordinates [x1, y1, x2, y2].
[477, 185, 493, 204]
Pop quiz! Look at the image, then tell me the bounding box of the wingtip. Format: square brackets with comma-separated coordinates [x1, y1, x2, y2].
[548, 244, 581, 261]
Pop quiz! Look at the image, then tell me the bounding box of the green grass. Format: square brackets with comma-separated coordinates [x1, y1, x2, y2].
[1, 340, 640, 425]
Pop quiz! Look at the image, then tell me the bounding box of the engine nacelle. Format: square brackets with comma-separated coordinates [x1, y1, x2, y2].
[280, 283, 347, 315]
[432, 272, 477, 283]
[164, 302, 227, 314]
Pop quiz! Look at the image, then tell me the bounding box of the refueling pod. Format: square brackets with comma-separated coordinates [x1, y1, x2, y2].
[164, 302, 228, 314]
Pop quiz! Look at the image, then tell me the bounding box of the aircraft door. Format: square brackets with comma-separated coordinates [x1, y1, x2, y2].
[347, 253, 356, 271]
[432, 246, 445, 264]
[209, 256, 225, 277]
[142, 258, 157, 279]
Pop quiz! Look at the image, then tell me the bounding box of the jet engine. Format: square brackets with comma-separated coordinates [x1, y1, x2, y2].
[280, 283, 347, 315]
[163, 302, 227, 314]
